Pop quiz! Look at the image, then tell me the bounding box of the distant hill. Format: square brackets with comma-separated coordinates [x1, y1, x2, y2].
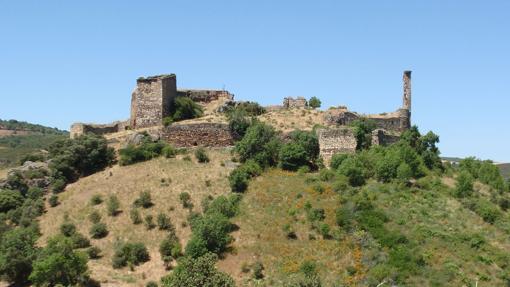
[0, 119, 67, 136]
[497, 163, 510, 179]
[0, 119, 68, 168]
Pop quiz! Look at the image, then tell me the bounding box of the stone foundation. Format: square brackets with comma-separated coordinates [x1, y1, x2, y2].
[161, 123, 234, 147]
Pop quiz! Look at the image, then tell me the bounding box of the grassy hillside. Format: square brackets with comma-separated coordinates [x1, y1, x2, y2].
[38, 149, 235, 286]
[36, 149, 510, 286]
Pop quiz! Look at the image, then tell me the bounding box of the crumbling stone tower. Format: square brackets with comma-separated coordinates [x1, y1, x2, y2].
[403, 71, 412, 112]
[130, 74, 177, 129]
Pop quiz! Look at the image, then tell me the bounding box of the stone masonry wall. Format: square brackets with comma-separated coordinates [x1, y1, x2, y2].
[130, 75, 176, 129]
[283, 97, 307, 109]
[317, 127, 357, 166]
[176, 89, 233, 104]
[161, 123, 234, 147]
[70, 121, 129, 139]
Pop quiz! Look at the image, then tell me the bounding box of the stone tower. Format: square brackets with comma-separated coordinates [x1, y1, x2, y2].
[130, 74, 177, 129]
[403, 70, 412, 111]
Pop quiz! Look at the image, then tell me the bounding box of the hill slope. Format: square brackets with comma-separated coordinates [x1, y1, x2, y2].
[36, 148, 510, 286]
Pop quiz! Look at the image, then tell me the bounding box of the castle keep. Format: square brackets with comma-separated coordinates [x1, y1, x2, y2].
[70, 71, 412, 164]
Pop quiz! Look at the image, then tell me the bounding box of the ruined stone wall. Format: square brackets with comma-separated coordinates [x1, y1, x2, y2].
[371, 129, 401, 146]
[70, 121, 129, 139]
[161, 123, 234, 147]
[130, 74, 176, 129]
[317, 128, 357, 165]
[176, 89, 233, 104]
[283, 97, 307, 109]
[324, 108, 410, 132]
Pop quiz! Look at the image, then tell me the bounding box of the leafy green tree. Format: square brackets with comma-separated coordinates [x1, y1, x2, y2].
[227, 109, 251, 140]
[89, 223, 108, 239]
[308, 96, 321, 109]
[279, 143, 309, 171]
[455, 171, 474, 198]
[107, 195, 120, 216]
[29, 235, 88, 286]
[185, 212, 233, 258]
[289, 130, 320, 164]
[112, 242, 150, 269]
[161, 253, 235, 287]
[0, 227, 39, 284]
[234, 121, 281, 167]
[337, 157, 366, 186]
[350, 118, 376, 150]
[0, 189, 24, 213]
[171, 97, 203, 121]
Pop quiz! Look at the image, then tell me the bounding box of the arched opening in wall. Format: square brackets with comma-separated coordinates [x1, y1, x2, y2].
[193, 141, 198, 146]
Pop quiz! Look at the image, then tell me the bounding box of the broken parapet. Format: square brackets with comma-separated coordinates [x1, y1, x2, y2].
[70, 121, 129, 139]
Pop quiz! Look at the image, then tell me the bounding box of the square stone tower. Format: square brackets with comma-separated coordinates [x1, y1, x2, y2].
[130, 74, 177, 129]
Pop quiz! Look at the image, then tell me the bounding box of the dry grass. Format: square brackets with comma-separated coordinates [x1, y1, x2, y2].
[258, 108, 327, 133]
[38, 148, 235, 286]
[218, 170, 351, 286]
[0, 168, 8, 180]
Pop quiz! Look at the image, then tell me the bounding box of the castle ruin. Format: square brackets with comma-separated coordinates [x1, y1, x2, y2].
[70, 71, 413, 164]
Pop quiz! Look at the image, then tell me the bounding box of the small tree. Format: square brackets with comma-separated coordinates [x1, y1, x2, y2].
[133, 191, 153, 208]
[161, 253, 235, 287]
[48, 194, 59, 207]
[107, 195, 120, 216]
[89, 223, 108, 239]
[29, 235, 89, 286]
[279, 143, 308, 171]
[112, 242, 150, 269]
[88, 210, 102, 224]
[455, 171, 474, 198]
[228, 168, 249, 193]
[194, 148, 210, 163]
[308, 97, 321, 109]
[0, 227, 39, 284]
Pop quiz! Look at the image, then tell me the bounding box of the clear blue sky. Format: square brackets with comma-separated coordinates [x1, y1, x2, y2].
[1, 1, 509, 161]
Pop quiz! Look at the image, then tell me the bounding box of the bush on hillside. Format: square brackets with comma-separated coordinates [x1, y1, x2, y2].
[234, 121, 281, 167]
[48, 194, 59, 207]
[48, 134, 115, 182]
[29, 235, 89, 286]
[350, 118, 376, 151]
[228, 167, 250, 193]
[0, 226, 39, 284]
[308, 96, 321, 109]
[337, 157, 366, 187]
[185, 212, 233, 258]
[107, 195, 120, 216]
[179, 192, 193, 209]
[227, 109, 251, 140]
[88, 210, 102, 224]
[454, 171, 474, 198]
[89, 223, 108, 239]
[194, 147, 210, 163]
[171, 97, 203, 121]
[90, 194, 103, 205]
[112, 242, 150, 269]
[161, 253, 235, 287]
[159, 234, 182, 267]
[279, 143, 309, 171]
[157, 213, 173, 230]
[133, 191, 153, 208]
[162, 145, 177, 158]
[119, 139, 166, 166]
[130, 208, 142, 225]
[87, 246, 101, 259]
[0, 189, 24, 213]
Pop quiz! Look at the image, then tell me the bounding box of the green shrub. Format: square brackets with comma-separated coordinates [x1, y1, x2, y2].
[289, 130, 320, 165]
[48, 194, 59, 207]
[60, 222, 76, 237]
[89, 223, 108, 239]
[185, 212, 233, 257]
[70, 232, 90, 249]
[205, 195, 239, 218]
[279, 143, 308, 171]
[319, 223, 331, 239]
[228, 167, 249, 193]
[350, 118, 376, 150]
[240, 160, 263, 177]
[0, 189, 24, 213]
[157, 213, 173, 230]
[194, 147, 210, 163]
[49, 134, 115, 182]
[87, 246, 101, 259]
[130, 208, 142, 225]
[332, 175, 349, 193]
[27, 187, 44, 200]
[133, 191, 153, 208]
[147, 281, 159, 287]
[112, 242, 150, 269]
[336, 204, 354, 232]
[337, 157, 366, 187]
[319, 169, 335, 182]
[252, 261, 264, 279]
[161, 253, 235, 287]
[163, 116, 173, 127]
[227, 109, 251, 140]
[454, 171, 474, 198]
[234, 121, 281, 167]
[107, 195, 120, 216]
[50, 178, 66, 194]
[29, 235, 89, 286]
[162, 145, 176, 158]
[469, 199, 502, 224]
[307, 208, 325, 222]
[160, 234, 182, 267]
[308, 96, 321, 109]
[171, 97, 203, 121]
[330, 153, 349, 170]
[300, 260, 318, 278]
[0, 226, 39, 284]
[179, 192, 193, 209]
[90, 194, 103, 205]
[88, 210, 102, 224]
[145, 214, 155, 230]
